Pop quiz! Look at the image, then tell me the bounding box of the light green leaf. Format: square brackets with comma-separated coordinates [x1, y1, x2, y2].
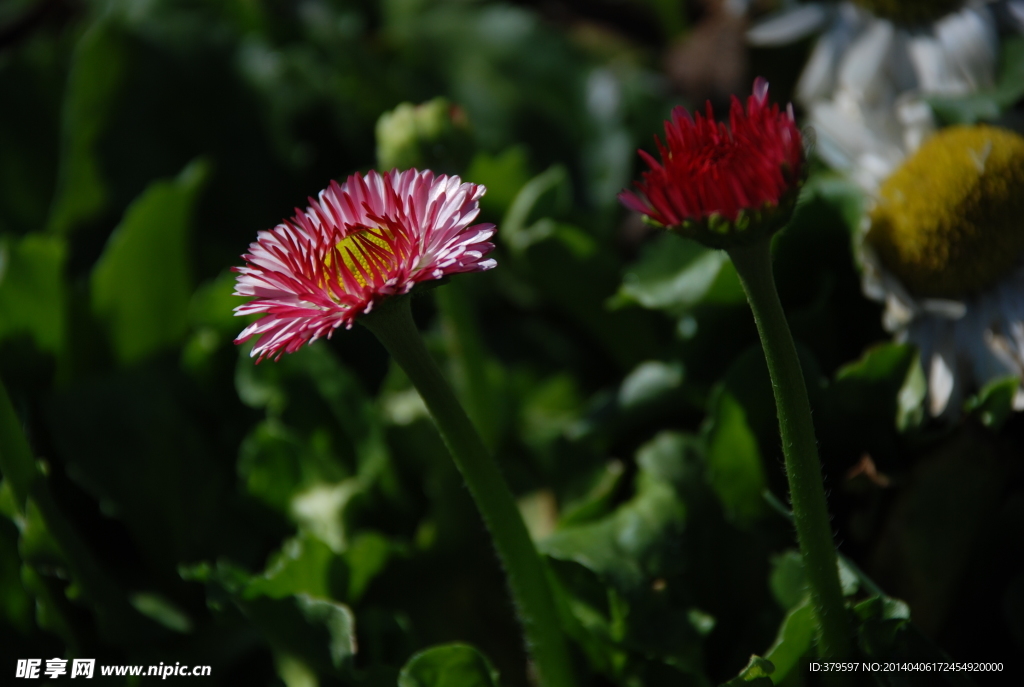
[764, 597, 815, 683]
[719, 655, 775, 686]
[614, 232, 743, 311]
[244, 533, 342, 601]
[896, 349, 927, 432]
[963, 375, 1019, 431]
[398, 643, 501, 687]
[129, 592, 192, 633]
[501, 165, 571, 254]
[91, 160, 208, 365]
[617, 360, 684, 409]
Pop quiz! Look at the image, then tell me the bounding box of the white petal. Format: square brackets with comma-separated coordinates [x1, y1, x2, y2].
[796, 27, 847, 105]
[1008, 1, 1024, 32]
[808, 100, 870, 168]
[837, 19, 894, 103]
[747, 4, 830, 46]
[928, 338, 957, 416]
[936, 8, 998, 90]
[895, 94, 936, 153]
[920, 298, 967, 319]
[907, 34, 964, 93]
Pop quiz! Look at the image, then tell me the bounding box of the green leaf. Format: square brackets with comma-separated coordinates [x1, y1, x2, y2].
[896, 349, 927, 432]
[614, 232, 744, 311]
[800, 172, 864, 236]
[375, 98, 474, 174]
[0, 234, 67, 354]
[829, 342, 919, 431]
[520, 373, 583, 449]
[47, 19, 125, 235]
[91, 160, 208, 365]
[854, 594, 911, 658]
[129, 592, 192, 633]
[541, 431, 694, 590]
[963, 375, 1018, 431]
[344, 531, 394, 602]
[703, 391, 767, 527]
[617, 360, 684, 409]
[188, 270, 242, 333]
[294, 595, 358, 669]
[0, 516, 31, 633]
[927, 36, 1024, 125]
[718, 655, 775, 687]
[0, 377, 38, 514]
[464, 147, 531, 217]
[501, 164, 571, 254]
[764, 597, 815, 683]
[242, 594, 358, 675]
[769, 550, 807, 611]
[558, 460, 626, 527]
[398, 643, 501, 687]
[244, 533, 345, 601]
[184, 557, 357, 675]
[238, 421, 335, 514]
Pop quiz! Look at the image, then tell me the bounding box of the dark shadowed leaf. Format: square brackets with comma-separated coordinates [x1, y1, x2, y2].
[91, 160, 208, 365]
[47, 20, 125, 235]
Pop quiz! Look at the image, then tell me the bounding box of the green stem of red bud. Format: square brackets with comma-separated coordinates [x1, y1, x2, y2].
[727, 239, 852, 660]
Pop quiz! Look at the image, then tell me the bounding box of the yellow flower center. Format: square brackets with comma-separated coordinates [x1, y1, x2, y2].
[865, 125, 1024, 299]
[324, 228, 395, 289]
[854, 0, 961, 23]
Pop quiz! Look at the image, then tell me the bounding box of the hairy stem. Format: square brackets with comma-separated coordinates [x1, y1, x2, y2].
[727, 239, 851, 659]
[361, 294, 575, 687]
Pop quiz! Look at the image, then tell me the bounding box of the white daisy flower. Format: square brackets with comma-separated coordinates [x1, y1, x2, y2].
[748, 0, 1023, 192]
[857, 124, 1024, 417]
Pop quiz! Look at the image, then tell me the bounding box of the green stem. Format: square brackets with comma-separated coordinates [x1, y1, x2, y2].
[727, 240, 851, 659]
[361, 295, 575, 687]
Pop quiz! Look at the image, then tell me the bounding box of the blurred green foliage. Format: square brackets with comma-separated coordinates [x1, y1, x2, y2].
[1, 1, 1023, 686]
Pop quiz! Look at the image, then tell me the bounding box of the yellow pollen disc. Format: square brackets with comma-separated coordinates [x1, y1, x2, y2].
[324, 228, 394, 289]
[865, 125, 1024, 299]
[854, 0, 961, 24]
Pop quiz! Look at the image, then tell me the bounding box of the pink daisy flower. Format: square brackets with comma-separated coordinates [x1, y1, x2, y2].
[233, 169, 496, 362]
[620, 78, 804, 246]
